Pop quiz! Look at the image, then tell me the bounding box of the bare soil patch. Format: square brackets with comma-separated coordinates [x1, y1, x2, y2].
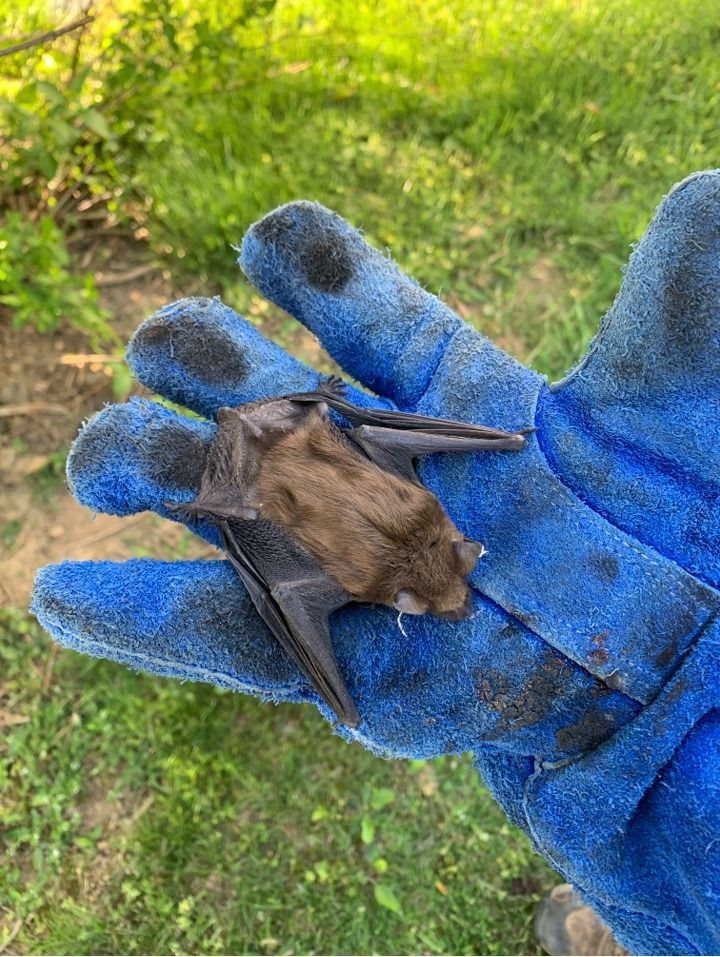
[1, 241, 333, 611]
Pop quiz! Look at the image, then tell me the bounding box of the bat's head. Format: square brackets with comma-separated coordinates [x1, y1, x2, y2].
[388, 498, 484, 622]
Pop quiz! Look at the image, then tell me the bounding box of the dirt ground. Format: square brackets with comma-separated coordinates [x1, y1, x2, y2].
[1, 247, 202, 609]
[0, 240, 335, 610]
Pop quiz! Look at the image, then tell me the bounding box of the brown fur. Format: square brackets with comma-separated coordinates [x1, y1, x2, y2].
[254, 411, 475, 617]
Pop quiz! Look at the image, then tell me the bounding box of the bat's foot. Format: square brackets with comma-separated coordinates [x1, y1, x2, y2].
[165, 500, 211, 525]
[319, 374, 347, 398]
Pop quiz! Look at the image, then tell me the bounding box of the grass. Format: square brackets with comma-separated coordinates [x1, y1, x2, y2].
[3, 0, 719, 952]
[1, 611, 555, 955]
[4, 0, 720, 377]
[121, 0, 720, 377]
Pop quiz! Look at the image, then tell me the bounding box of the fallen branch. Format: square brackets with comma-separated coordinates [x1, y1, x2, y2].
[0, 14, 93, 59]
[94, 263, 157, 287]
[0, 402, 70, 418]
[0, 917, 24, 955]
[60, 352, 124, 366]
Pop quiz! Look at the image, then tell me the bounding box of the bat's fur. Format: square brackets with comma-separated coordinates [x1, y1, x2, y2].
[255, 407, 477, 618]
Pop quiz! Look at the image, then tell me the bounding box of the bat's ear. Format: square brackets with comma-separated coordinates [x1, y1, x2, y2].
[454, 539, 485, 574]
[393, 589, 429, 615]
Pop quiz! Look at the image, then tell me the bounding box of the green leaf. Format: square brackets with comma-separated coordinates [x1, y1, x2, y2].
[47, 116, 76, 147]
[370, 787, 395, 810]
[28, 144, 58, 180]
[80, 108, 113, 140]
[15, 82, 39, 107]
[111, 363, 134, 401]
[36, 81, 65, 104]
[360, 817, 375, 844]
[374, 883, 402, 913]
[314, 860, 330, 883]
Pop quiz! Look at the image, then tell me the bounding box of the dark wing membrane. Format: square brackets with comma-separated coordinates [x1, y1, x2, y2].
[219, 521, 360, 728]
[287, 381, 531, 447]
[347, 424, 526, 482]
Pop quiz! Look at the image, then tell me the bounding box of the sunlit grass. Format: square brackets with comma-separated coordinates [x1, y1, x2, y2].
[129, 0, 719, 377]
[1, 611, 554, 955]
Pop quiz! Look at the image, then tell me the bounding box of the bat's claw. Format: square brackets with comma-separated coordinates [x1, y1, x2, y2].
[319, 374, 347, 398]
[165, 500, 211, 526]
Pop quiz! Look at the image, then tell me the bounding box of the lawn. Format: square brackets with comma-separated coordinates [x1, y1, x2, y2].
[1, 611, 553, 955]
[1, 0, 718, 953]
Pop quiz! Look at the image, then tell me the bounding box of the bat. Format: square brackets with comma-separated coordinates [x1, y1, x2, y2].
[170, 377, 530, 728]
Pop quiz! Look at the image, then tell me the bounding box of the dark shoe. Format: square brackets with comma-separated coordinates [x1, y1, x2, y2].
[535, 884, 630, 956]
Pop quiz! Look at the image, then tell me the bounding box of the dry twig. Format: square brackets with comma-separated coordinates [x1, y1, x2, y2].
[60, 353, 124, 366]
[0, 15, 94, 59]
[0, 918, 24, 955]
[0, 402, 70, 418]
[94, 263, 156, 287]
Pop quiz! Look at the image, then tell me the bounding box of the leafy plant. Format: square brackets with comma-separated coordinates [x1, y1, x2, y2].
[0, 0, 279, 344]
[0, 213, 115, 348]
[27, 445, 70, 498]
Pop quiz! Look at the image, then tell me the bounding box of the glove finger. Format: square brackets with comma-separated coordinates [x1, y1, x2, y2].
[127, 296, 384, 420]
[239, 201, 478, 408]
[31, 556, 641, 761]
[67, 398, 220, 545]
[31, 558, 313, 702]
[539, 170, 720, 582]
[548, 170, 720, 477]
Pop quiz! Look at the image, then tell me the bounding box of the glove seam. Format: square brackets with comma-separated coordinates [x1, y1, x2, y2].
[36, 623, 309, 700]
[473, 586, 645, 709]
[531, 388, 720, 605]
[405, 319, 464, 409]
[521, 709, 712, 956]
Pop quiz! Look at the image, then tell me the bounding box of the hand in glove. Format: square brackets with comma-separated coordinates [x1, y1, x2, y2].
[33, 172, 720, 955]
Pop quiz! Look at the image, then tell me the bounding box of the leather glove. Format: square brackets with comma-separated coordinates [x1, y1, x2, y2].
[32, 171, 720, 955]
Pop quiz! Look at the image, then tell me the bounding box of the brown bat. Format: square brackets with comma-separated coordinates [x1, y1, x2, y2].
[172, 378, 529, 728]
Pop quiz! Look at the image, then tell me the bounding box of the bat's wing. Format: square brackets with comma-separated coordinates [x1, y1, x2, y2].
[178, 397, 321, 522]
[171, 394, 360, 725]
[219, 519, 360, 728]
[345, 424, 525, 482]
[287, 377, 531, 482]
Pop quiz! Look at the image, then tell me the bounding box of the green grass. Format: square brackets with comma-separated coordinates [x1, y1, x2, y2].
[126, 0, 720, 377]
[1, 611, 555, 955]
[3, 0, 719, 376]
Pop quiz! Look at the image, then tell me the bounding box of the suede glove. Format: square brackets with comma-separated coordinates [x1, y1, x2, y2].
[32, 171, 720, 955]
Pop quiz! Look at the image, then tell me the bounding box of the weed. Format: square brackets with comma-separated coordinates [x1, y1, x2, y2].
[27, 446, 69, 499]
[0, 214, 115, 349]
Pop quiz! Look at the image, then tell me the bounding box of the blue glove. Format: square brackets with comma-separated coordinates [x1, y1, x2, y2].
[32, 171, 720, 955]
